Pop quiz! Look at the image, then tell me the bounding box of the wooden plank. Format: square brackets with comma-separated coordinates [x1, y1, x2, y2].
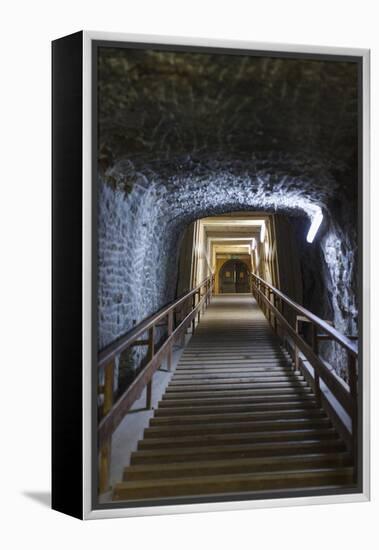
[130, 438, 346, 465]
[150, 408, 326, 426]
[143, 418, 331, 438]
[123, 453, 352, 481]
[154, 400, 320, 416]
[102, 360, 114, 416]
[99, 441, 111, 494]
[113, 467, 353, 500]
[146, 326, 155, 409]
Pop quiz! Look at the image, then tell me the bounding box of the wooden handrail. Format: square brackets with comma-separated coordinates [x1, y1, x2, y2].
[97, 275, 214, 493]
[98, 276, 213, 369]
[252, 273, 358, 357]
[251, 272, 358, 479]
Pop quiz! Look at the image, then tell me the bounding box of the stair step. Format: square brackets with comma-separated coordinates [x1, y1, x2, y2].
[166, 381, 307, 392]
[124, 452, 352, 481]
[184, 353, 291, 356]
[162, 387, 312, 400]
[180, 358, 287, 365]
[154, 400, 320, 416]
[150, 408, 326, 425]
[158, 395, 317, 407]
[130, 439, 347, 464]
[170, 374, 302, 382]
[144, 417, 332, 438]
[110, 295, 354, 502]
[113, 467, 354, 500]
[137, 428, 338, 450]
[178, 359, 291, 366]
[175, 365, 293, 372]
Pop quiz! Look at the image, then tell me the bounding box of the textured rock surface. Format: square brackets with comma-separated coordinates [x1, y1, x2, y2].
[97, 46, 359, 379]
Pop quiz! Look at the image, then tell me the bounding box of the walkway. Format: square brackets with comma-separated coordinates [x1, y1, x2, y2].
[113, 295, 353, 501]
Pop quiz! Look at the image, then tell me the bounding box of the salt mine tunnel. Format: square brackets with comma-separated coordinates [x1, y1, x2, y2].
[96, 46, 360, 501]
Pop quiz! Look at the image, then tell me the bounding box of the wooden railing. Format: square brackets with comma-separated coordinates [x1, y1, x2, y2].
[97, 275, 214, 493]
[251, 272, 359, 478]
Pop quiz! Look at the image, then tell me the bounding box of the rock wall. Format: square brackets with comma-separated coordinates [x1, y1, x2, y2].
[98, 170, 178, 349]
[289, 213, 358, 379]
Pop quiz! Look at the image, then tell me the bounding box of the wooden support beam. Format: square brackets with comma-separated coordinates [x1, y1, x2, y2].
[146, 326, 155, 409]
[167, 310, 173, 372]
[311, 324, 321, 406]
[273, 295, 278, 334]
[294, 317, 300, 373]
[99, 360, 114, 493]
[192, 294, 196, 333]
[99, 440, 111, 494]
[348, 353, 358, 482]
[103, 360, 114, 416]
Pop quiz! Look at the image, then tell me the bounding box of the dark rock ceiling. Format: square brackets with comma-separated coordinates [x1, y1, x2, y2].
[98, 46, 359, 206]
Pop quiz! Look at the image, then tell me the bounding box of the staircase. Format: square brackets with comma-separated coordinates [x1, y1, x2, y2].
[113, 295, 354, 501]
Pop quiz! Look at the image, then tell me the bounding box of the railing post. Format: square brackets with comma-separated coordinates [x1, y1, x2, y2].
[180, 304, 186, 346]
[197, 289, 201, 324]
[146, 325, 155, 409]
[103, 360, 114, 417]
[273, 294, 278, 334]
[99, 359, 114, 494]
[268, 289, 274, 328]
[99, 439, 111, 494]
[167, 311, 173, 372]
[294, 316, 300, 372]
[180, 329, 186, 347]
[311, 324, 321, 405]
[268, 288, 271, 320]
[192, 293, 196, 333]
[347, 352, 358, 481]
[279, 297, 286, 344]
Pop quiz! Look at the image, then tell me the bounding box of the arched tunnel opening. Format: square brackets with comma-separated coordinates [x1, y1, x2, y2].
[98, 187, 357, 386]
[96, 44, 360, 502]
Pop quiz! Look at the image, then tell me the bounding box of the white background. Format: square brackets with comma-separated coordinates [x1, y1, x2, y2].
[1, 1, 377, 548]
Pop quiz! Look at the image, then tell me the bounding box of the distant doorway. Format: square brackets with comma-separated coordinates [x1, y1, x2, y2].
[219, 259, 250, 293]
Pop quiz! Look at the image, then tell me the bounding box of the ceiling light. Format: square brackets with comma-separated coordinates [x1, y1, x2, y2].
[306, 210, 323, 243]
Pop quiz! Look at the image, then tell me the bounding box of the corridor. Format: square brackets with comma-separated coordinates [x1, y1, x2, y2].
[112, 296, 353, 501]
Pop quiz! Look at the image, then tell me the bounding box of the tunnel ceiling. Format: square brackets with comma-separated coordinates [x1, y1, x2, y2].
[98, 46, 359, 210]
